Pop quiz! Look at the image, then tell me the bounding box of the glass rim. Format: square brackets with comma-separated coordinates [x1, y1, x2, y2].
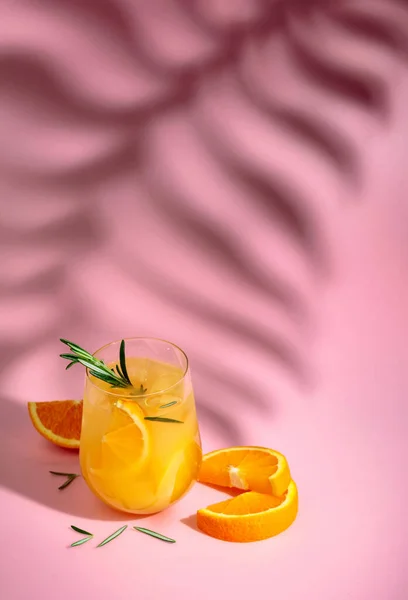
[86, 336, 189, 399]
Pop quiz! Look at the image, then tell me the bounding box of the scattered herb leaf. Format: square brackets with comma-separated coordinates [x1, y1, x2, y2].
[71, 525, 93, 536]
[144, 416, 183, 424]
[133, 527, 176, 543]
[58, 474, 79, 490]
[97, 525, 128, 547]
[71, 536, 93, 547]
[49, 471, 80, 491]
[159, 401, 177, 409]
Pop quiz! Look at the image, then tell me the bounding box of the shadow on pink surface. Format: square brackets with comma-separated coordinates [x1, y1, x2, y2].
[0, 396, 143, 519]
[0, 394, 242, 521]
[1, 0, 408, 582]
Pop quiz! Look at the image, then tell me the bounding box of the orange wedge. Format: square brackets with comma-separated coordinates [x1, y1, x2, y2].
[28, 400, 82, 449]
[197, 480, 298, 542]
[198, 446, 291, 497]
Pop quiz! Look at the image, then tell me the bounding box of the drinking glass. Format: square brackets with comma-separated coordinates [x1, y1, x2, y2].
[80, 338, 202, 514]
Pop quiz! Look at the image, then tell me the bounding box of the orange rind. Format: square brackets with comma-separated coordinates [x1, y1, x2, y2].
[197, 480, 298, 543]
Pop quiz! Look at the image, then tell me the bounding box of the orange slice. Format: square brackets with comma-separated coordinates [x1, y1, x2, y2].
[27, 400, 82, 449]
[197, 480, 298, 542]
[96, 400, 150, 473]
[88, 400, 150, 506]
[198, 446, 291, 497]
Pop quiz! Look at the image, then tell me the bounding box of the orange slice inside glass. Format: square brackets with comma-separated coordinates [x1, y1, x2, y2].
[92, 400, 149, 475]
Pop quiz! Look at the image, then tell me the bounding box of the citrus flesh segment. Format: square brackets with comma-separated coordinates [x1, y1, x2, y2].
[92, 400, 149, 476]
[197, 480, 298, 542]
[27, 400, 82, 449]
[86, 399, 151, 509]
[198, 446, 291, 497]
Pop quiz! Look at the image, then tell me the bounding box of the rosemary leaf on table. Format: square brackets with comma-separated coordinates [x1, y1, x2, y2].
[133, 526, 176, 544]
[71, 536, 93, 547]
[58, 474, 79, 490]
[71, 525, 93, 536]
[97, 525, 128, 547]
[49, 471, 80, 491]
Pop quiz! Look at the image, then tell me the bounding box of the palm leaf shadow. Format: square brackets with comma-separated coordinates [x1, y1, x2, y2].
[3, 0, 408, 446]
[125, 0, 408, 433]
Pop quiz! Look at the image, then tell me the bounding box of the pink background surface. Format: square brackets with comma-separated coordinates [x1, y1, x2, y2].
[1, 1, 408, 598]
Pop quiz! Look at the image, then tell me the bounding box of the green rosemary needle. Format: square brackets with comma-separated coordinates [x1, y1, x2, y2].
[144, 417, 183, 424]
[71, 536, 93, 547]
[119, 340, 132, 385]
[133, 526, 176, 544]
[49, 471, 80, 490]
[71, 525, 93, 536]
[97, 525, 128, 547]
[58, 475, 78, 490]
[159, 401, 178, 409]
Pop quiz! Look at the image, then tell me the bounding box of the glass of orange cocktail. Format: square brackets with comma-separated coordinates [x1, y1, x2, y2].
[79, 338, 202, 514]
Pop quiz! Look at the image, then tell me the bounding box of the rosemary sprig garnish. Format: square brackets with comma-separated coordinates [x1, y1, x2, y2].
[133, 526, 176, 543]
[60, 339, 149, 397]
[50, 471, 80, 490]
[97, 525, 128, 547]
[71, 525, 93, 536]
[71, 536, 93, 547]
[60, 339, 128, 388]
[144, 416, 183, 424]
[60, 339, 182, 423]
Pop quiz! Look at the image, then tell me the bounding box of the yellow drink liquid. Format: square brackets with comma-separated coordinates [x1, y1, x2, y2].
[80, 356, 201, 514]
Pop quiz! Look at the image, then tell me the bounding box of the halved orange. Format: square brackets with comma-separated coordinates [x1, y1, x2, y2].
[28, 400, 82, 449]
[197, 480, 298, 542]
[198, 446, 291, 497]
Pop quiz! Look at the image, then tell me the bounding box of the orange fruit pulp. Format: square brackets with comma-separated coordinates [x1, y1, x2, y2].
[198, 446, 291, 497]
[28, 399, 83, 449]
